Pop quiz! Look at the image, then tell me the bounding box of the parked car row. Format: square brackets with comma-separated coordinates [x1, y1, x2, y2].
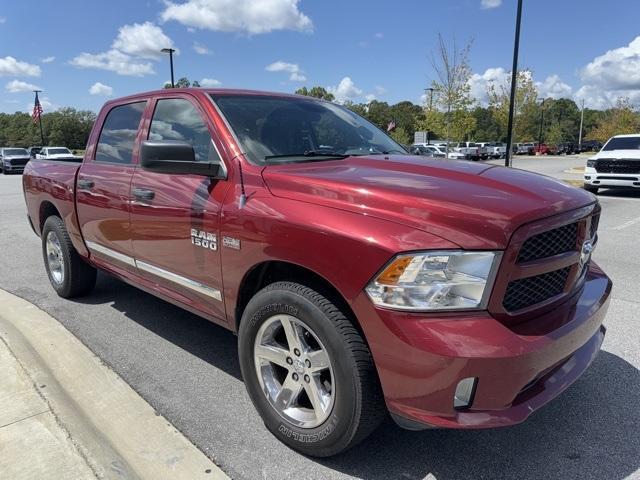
[0, 146, 79, 174]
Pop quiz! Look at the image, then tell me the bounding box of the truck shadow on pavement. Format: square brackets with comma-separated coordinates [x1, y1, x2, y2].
[77, 273, 639, 480]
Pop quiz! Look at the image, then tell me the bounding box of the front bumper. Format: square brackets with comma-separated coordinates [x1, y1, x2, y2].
[354, 262, 612, 429]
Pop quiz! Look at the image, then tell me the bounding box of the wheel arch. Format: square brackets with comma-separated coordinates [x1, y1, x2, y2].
[235, 260, 364, 338]
[39, 201, 62, 232]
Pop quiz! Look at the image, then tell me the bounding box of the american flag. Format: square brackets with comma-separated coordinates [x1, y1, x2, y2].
[32, 92, 43, 124]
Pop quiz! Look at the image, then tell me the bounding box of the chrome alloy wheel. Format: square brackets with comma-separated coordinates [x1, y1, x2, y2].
[254, 314, 335, 429]
[46, 231, 65, 284]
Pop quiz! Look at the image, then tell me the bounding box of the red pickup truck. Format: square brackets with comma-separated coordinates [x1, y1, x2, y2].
[23, 88, 612, 457]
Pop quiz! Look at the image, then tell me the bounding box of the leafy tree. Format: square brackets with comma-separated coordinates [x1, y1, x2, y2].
[427, 34, 476, 149]
[295, 86, 335, 101]
[487, 69, 539, 142]
[389, 126, 411, 145]
[164, 77, 201, 89]
[586, 97, 640, 143]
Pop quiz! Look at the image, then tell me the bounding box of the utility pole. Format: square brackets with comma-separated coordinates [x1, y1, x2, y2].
[161, 48, 176, 88]
[425, 87, 435, 144]
[538, 98, 546, 150]
[578, 98, 585, 151]
[505, 0, 523, 167]
[33, 90, 45, 146]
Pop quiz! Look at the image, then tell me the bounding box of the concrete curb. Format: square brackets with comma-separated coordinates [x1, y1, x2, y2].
[0, 289, 229, 480]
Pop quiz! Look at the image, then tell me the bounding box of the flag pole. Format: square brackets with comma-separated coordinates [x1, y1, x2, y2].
[33, 90, 45, 146]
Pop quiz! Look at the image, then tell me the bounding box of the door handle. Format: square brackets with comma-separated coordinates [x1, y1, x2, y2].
[77, 179, 94, 190]
[132, 188, 155, 202]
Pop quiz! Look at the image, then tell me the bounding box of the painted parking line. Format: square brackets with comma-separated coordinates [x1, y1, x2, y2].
[613, 216, 640, 231]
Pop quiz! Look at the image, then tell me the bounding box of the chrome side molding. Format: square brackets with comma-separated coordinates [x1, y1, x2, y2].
[136, 260, 223, 301]
[85, 241, 222, 301]
[86, 240, 136, 267]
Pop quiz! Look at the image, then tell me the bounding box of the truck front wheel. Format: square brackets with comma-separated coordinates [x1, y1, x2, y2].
[238, 281, 385, 457]
[41, 216, 97, 298]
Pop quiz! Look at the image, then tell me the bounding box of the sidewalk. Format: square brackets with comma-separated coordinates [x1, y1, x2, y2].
[0, 289, 229, 480]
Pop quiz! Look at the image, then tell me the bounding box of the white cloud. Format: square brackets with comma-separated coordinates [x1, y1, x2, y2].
[481, 0, 502, 9]
[374, 32, 383, 39]
[161, 0, 313, 35]
[364, 93, 376, 103]
[41, 56, 55, 63]
[0, 17, 6, 24]
[112, 22, 176, 59]
[536, 74, 572, 99]
[70, 49, 154, 76]
[468, 67, 510, 105]
[576, 35, 640, 108]
[265, 61, 306, 82]
[328, 77, 363, 103]
[5, 80, 42, 93]
[89, 82, 113, 96]
[0, 56, 41, 77]
[193, 42, 211, 55]
[200, 78, 221, 87]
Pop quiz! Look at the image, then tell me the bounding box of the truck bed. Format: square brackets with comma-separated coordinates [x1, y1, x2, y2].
[22, 159, 87, 257]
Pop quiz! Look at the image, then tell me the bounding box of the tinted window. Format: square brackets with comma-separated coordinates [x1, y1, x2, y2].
[48, 148, 72, 155]
[95, 102, 146, 164]
[149, 98, 219, 163]
[602, 136, 640, 151]
[3, 148, 28, 155]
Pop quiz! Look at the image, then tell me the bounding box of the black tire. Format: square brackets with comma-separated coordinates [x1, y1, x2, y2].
[238, 281, 385, 457]
[583, 185, 599, 195]
[41, 216, 97, 298]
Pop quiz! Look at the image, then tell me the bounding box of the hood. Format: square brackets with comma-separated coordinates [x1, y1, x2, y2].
[262, 155, 595, 249]
[593, 149, 640, 159]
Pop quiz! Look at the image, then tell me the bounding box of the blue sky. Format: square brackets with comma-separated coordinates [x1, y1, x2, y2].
[1, 0, 639, 113]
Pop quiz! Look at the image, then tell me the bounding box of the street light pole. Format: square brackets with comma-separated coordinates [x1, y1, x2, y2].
[161, 48, 176, 88]
[504, 0, 523, 167]
[425, 87, 435, 144]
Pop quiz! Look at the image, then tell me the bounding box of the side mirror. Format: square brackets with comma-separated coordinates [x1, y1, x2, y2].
[139, 140, 225, 178]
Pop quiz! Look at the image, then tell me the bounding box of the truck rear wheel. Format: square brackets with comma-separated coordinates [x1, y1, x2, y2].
[238, 281, 385, 457]
[41, 216, 97, 298]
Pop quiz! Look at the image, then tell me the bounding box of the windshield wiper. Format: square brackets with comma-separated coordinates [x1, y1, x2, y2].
[264, 151, 349, 161]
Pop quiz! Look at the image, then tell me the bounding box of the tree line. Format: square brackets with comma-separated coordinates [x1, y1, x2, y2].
[1, 51, 638, 151]
[0, 108, 96, 149]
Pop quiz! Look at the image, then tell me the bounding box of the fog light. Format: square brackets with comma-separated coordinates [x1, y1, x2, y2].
[454, 377, 477, 409]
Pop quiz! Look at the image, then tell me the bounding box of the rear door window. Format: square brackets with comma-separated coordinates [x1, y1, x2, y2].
[95, 101, 146, 164]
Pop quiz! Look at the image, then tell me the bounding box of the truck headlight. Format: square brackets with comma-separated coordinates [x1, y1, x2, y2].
[365, 251, 502, 311]
[586, 159, 596, 168]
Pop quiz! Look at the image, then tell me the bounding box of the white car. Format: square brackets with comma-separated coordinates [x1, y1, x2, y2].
[584, 134, 640, 194]
[412, 143, 465, 160]
[35, 147, 76, 160]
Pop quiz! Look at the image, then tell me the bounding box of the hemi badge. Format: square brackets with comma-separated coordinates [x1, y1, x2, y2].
[222, 236, 241, 250]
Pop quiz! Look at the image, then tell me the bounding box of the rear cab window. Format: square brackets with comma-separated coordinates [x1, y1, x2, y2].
[95, 101, 147, 165]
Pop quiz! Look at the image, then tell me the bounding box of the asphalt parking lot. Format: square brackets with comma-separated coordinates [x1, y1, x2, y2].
[0, 156, 638, 480]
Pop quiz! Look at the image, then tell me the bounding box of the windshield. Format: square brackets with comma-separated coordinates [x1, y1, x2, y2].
[3, 148, 28, 156]
[602, 136, 640, 151]
[48, 148, 72, 155]
[211, 94, 405, 165]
